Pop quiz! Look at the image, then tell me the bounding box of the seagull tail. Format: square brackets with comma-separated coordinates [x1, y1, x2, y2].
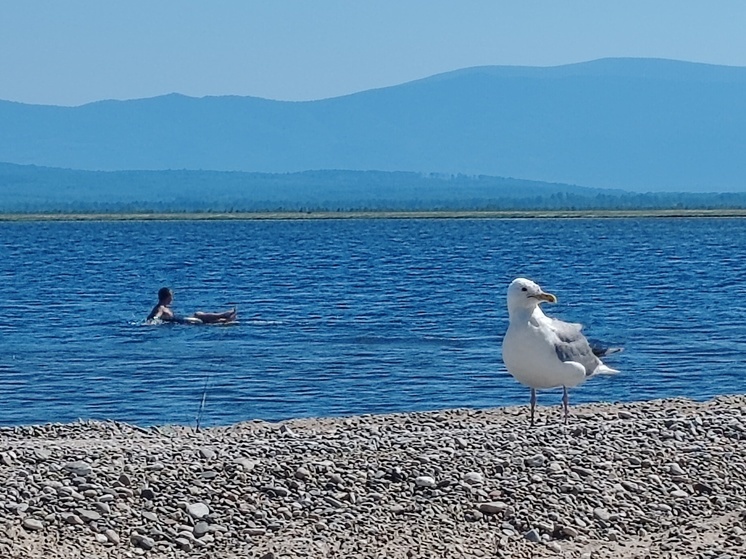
[595, 364, 619, 375]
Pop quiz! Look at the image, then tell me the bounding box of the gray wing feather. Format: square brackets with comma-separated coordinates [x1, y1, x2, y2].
[549, 318, 601, 376]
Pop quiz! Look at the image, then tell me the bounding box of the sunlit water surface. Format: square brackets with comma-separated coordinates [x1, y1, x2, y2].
[1, 218, 744, 426]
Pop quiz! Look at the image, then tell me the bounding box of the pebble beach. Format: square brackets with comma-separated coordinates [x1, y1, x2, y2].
[1, 396, 745, 559]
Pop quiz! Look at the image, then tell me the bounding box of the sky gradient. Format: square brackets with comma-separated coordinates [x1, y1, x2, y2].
[2, 1, 745, 106]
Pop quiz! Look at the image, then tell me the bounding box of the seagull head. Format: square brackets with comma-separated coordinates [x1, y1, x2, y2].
[507, 278, 557, 312]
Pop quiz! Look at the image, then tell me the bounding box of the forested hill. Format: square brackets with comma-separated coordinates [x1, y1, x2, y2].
[1, 58, 745, 192]
[1, 162, 745, 213]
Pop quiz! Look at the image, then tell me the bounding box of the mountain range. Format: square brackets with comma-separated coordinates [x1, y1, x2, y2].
[1, 58, 745, 193]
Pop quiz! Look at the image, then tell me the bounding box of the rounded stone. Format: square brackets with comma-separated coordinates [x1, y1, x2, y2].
[194, 521, 210, 538]
[562, 526, 579, 538]
[23, 518, 44, 531]
[77, 509, 102, 523]
[63, 461, 92, 477]
[294, 467, 311, 480]
[463, 472, 483, 485]
[131, 534, 155, 550]
[478, 502, 508, 514]
[415, 476, 436, 488]
[187, 502, 210, 519]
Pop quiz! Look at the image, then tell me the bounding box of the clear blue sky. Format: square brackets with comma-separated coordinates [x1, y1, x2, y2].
[2, 1, 745, 106]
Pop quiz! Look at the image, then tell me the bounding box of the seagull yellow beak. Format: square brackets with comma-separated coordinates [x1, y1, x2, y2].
[535, 292, 557, 303]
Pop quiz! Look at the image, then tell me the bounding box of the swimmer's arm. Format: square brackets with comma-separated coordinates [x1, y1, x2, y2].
[148, 305, 174, 321]
[147, 306, 163, 321]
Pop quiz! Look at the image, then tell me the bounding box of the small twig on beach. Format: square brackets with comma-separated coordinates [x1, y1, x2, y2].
[195, 376, 210, 433]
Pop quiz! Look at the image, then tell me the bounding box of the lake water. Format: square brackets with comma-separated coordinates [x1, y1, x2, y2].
[1, 218, 745, 427]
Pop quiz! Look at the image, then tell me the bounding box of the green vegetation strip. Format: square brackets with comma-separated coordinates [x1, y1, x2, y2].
[2, 209, 746, 222]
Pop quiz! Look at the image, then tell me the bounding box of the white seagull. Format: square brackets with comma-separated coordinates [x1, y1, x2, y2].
[502, 278, 619, 425]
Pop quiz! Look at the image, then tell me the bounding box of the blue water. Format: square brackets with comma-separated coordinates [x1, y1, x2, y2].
[1, 218, 745, 427]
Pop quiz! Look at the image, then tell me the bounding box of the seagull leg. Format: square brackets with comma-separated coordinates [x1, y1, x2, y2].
[562, 386, 569, 424]
[530, 388, 537, 426]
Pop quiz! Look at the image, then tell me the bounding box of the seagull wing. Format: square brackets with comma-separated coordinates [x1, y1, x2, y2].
[546, 318, 601, 376]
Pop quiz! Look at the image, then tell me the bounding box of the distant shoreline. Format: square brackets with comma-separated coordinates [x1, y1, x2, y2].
[3, 209, 746, 222]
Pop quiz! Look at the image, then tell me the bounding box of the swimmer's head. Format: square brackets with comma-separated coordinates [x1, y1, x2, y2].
[157, 287, 173, 303]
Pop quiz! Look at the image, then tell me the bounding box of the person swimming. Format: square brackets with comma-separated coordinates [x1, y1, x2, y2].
[147, 287, 237, 324]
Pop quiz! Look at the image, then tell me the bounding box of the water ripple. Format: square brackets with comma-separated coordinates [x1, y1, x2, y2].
[0, 218, 745, 426]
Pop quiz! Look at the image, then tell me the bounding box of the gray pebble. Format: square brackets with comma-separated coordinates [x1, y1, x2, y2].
[668, 462, 686, 476]
[63, 460, 92, 477]
[199, 447, 216, 460]
[187, 502, 210, 519]
[478, 501, 508, 514]
[175, 537, 193, 551]
[23, 518, 44, 531]
[194, 520, 210, 538]
[562, 526, 579, 537]
[1, 395, 745, 558]
[524, 528, 541, 543]
[415, 475, 436, 488]
[130, 534, 155, 550]
[463, 471, 483, 485]
[77, 509, 102, 522]
[64, 513, 83, 525]
[245, 528, 267, 536]
[295, 466, 311, 480]
[593, 507, 611, 522]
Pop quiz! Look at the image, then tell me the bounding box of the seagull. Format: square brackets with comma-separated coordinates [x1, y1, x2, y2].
[502, 278, 619, 425]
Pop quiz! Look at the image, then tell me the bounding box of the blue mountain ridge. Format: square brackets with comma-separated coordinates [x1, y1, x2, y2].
[1, 58, 745, 192]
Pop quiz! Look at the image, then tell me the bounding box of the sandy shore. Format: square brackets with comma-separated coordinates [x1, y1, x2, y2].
[1, 396, 744, 558]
